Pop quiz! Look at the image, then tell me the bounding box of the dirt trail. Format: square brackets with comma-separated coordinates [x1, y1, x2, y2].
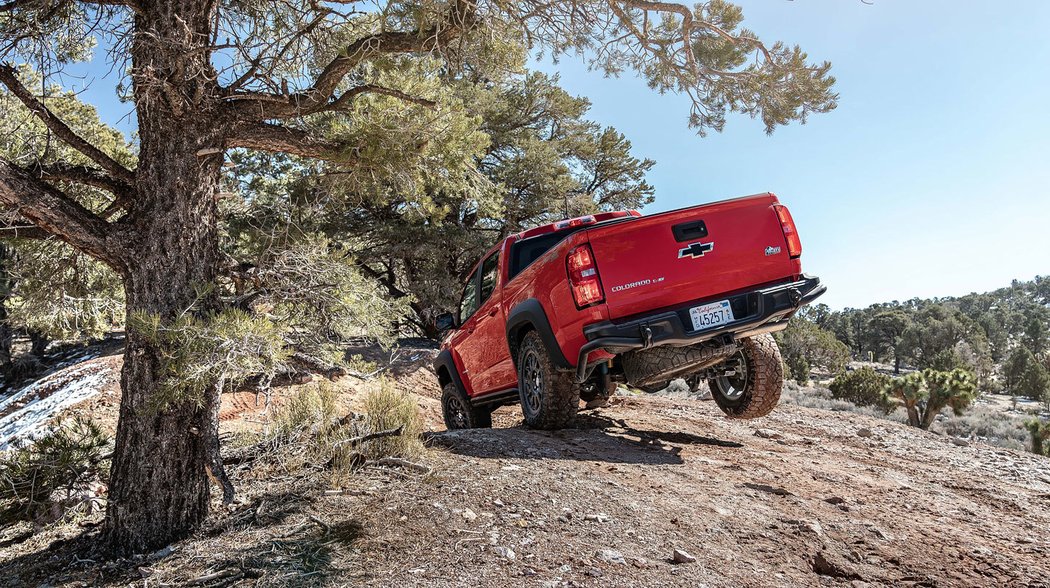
[334, 395, 1050, 587]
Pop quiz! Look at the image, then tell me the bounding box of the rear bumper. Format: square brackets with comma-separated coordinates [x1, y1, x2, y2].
[574, 275, 825, 381]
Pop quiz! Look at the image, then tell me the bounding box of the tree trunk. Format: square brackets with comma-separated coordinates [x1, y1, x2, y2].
[0, 244, 12, 369]
[904, 401, 920, 428]
[104, 0, 227, 554]
[894, 354, 900, 375]
[28, 329, 48, 356]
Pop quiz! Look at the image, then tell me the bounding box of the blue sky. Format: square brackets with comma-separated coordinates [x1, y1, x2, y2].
[59, 1, 1050, 310]
[535, 0, 1050, 309]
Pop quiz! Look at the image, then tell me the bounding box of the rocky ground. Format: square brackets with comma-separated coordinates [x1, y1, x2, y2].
[1, 343, 1049, 587]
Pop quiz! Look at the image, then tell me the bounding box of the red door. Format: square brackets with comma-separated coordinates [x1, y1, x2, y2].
[455, 250, 515, 396]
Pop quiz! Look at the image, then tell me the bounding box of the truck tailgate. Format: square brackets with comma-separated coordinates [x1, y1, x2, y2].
[585, 193, 796, 320]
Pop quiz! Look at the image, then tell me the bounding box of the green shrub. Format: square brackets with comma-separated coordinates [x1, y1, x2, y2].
[829, 367, 892, 412]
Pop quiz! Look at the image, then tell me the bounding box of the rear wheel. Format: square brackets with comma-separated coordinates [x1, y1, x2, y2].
[442, 382, 492, 430]
[708, 334, 783, 419]
[518, 331, 580, 429]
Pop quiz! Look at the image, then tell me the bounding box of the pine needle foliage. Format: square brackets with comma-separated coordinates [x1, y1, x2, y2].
[129, 307, 291, 411]
[0, 417, 109, 525]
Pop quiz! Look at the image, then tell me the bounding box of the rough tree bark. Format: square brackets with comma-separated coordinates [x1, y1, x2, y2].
[103, 0, 227, 553]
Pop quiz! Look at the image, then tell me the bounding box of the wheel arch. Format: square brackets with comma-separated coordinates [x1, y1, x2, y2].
[433, 349, 467, 394]
[505, 298, 571, 370]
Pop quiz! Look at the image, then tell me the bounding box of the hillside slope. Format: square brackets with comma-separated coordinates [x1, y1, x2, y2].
[1, 353, 1049, 587]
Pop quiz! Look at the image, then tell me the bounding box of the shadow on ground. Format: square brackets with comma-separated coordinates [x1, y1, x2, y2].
[427, 412, 744, 465]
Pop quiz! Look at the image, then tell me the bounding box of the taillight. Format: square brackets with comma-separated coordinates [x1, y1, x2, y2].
[773, 204, 802, 258]
[555, 215, 596, 230]
[566, 244, 604, 308]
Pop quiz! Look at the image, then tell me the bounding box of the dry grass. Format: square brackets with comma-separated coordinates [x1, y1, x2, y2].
[260, 379, 425, 483]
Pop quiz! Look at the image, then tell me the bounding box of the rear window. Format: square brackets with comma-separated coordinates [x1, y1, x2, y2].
[508, 232, 570, 280]
[507, 216, 640, 280]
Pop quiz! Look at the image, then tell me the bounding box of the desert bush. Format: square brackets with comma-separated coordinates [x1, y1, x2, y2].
[0, 417, 109, 525]
[829, 367, 892, 412]
[776, 317, 849, 382]
[930, 404, 1029, 451]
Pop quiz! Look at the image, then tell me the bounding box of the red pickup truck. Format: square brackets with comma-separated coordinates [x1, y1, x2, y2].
[433, 192, 825, 430]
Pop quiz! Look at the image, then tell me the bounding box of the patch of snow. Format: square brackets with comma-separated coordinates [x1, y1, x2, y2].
[0, 362, 107, 450]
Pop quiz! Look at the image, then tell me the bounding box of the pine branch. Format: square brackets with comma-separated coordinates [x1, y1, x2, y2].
[0, 65, 135, 185]
[225, 122, 353, 161]
[0, 161, 123, 266]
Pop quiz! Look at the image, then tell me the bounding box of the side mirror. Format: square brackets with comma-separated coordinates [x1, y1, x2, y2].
[435, 312, 457, 333]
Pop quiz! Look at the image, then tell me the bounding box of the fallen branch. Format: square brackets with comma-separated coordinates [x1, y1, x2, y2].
[290, 352, 346, 381]
[369, 456, 431, 475]
[323, 488, 373, 497]
[331, 425, 404, 449]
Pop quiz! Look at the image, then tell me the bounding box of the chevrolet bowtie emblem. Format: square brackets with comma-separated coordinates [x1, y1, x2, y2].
[678, 241, 714, 259]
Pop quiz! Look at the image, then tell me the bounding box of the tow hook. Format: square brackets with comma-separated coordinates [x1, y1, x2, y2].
[641, 325, 653, 348]
[788, 287, 803, 305]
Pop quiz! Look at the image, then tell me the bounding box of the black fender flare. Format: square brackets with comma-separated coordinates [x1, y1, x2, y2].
[433, 349, 468, 396]
[505, 298, 572, 370]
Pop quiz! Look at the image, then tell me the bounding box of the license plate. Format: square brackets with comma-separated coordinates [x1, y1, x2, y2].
[689, 299, 735, 331]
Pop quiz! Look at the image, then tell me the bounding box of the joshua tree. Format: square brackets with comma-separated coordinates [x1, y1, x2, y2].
[1027, 420, 1050, 456]
[883, 369, 977, 430]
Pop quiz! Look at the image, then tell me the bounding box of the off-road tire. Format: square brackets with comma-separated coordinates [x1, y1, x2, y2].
[622, 342, 739, 388]
[517, 331, 580, 429]
[441, 382, 492, 430]
[708, 334, 783, 419]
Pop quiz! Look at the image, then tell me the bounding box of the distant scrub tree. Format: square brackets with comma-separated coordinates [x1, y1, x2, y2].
[829, 367, 892, 413]
[883, 369, 977, 429]
[776, 317, 850, 383]
[869, 310, 911, 374]
[1004, 347, 1050, 406]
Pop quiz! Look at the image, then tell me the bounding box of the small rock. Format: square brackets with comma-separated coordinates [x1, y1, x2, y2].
[631, 557, 650, 569]
[856, 427, 873, 438]
[522, 567, 538, 577]
[493, 499, 505, 508]
[585, 567, 603, 577]
[671, 548, 696, 564]
[824, 496, 846, 505]
[557, 564, 572, 574]
[754, 428, 783, 439]
[597, 549, 626, 565]
[147, 546, 174, 561]
[462, 508, 478, 521]
[584, 513, 610, 522]
[137, 567, 154, 579]
[801, 520, 824, 536]
[951, 437, 969, 447]
[493, 546, 516, 560]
